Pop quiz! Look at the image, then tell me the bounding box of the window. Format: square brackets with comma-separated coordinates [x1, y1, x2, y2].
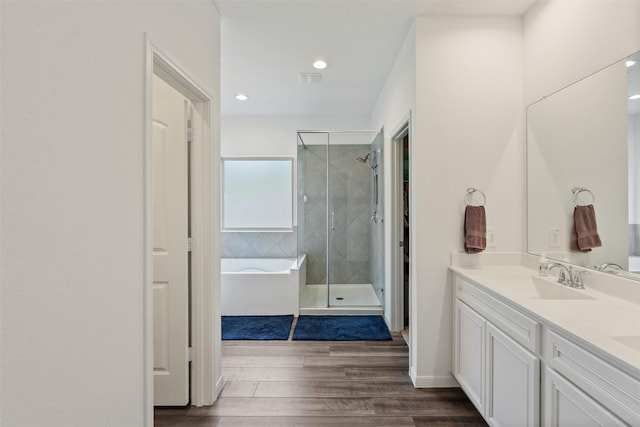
[222, 158, 293, 231]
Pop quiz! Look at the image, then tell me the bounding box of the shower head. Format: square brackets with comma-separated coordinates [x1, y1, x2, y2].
[355, 152, 377, 169]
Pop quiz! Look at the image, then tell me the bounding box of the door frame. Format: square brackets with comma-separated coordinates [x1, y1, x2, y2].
[390, 114, 411, 334]
[144, 35, 220, 424]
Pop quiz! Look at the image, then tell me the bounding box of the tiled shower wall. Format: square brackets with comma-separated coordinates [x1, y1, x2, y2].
[298, 144, 327, 284]
[221, 230, 297, 258]
[299, 144, 372, 285]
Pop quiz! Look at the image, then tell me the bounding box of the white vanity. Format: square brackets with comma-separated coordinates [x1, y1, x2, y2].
[450, 253, 640, 427]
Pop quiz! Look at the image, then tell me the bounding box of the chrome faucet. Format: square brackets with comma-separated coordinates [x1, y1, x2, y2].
[596, 263, 623, 274]
[571, 269, 588, 289]
[546, 262, 574, 287]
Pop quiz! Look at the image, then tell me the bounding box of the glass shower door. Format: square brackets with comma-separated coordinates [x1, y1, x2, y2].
[297, 132, 328, 308]
[327, 139, 343, 307]
[327, 134, 374, 307]
[298, 130, 383, 311]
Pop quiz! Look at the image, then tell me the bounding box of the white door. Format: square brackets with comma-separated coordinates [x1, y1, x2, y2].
[152, 74, 190, 406]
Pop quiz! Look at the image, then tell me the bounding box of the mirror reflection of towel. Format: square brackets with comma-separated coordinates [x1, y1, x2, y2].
[570, 205, 602, 252]
[464, 205, 486, 253]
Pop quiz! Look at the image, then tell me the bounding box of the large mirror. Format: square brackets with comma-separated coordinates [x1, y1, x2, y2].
[222, 158, 293, 231]
[527, 51, 640, 280]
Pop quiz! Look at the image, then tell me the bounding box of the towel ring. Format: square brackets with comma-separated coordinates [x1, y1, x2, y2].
[465, 187, 486, 207]
[571, 187, 595, 206]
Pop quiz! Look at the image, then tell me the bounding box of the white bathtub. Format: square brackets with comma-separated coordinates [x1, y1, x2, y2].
[221, 257, 301, 316]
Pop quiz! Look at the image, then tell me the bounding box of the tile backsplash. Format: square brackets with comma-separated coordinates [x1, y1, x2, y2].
[221, 229, 297, 258]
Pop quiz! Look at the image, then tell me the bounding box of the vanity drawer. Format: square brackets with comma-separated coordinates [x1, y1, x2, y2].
[544, 329, 640, 426]
[455, 276, 540, 353]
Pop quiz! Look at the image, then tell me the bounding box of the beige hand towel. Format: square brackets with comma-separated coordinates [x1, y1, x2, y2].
[570, 205, 602, 252]
[464, 205, 486, 253]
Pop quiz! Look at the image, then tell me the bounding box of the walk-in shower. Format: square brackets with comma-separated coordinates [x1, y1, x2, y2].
[297, 130, 384, 314]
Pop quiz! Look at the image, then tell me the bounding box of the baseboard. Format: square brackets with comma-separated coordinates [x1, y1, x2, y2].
[215, 374, 225, 400]
[410, 370, 459, 388]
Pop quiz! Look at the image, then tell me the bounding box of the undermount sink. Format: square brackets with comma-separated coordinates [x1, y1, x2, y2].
[479, 273, 596, 300]
[528, 275, 595, 300]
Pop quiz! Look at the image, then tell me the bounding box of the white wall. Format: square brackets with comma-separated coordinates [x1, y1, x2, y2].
[370, 24, 416, 328]
[412, 16, 525, 386]
[524, 0, 640, 104]
[0, 2, 220, 426]
[221, 115, 371, 157]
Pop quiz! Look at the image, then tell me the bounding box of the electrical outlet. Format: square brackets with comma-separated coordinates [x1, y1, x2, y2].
[487, 228, 496, 248]
[548, 227, 561, 249]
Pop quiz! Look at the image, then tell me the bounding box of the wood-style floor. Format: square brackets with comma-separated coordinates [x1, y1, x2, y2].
[155, 331, 487, 426]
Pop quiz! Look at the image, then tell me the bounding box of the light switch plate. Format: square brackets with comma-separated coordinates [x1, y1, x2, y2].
[548, 227, 561, 249]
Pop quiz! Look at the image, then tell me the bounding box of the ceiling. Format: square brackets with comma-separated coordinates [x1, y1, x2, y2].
[213, 0, 539, 117]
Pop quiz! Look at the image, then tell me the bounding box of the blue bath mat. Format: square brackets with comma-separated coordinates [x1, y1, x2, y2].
[292, 315, 392, 341]
[222, 315, 294, 340]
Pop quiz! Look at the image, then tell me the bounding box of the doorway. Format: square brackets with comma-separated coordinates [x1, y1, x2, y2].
[391, 119, 410, 342]
[144, 38, 220, 421]
[401, 135, 410, 336]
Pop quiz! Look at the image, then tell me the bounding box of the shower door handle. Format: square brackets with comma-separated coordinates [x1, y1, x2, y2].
[331, 211, 335, 230]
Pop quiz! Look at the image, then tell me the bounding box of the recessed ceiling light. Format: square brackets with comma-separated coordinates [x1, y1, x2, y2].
[626, 60, 637, 67]
[313, 60, 328, 70]
[629, 94, 640, 100]
[235, 93, 248, 101]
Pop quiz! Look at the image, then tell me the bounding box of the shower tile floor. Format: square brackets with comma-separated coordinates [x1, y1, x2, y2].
[300, 283, 382, 313]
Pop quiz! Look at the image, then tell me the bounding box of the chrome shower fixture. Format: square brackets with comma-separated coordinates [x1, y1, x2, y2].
[355, 151, 377, 169]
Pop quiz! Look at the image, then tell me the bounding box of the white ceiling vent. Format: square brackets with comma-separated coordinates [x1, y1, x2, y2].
[297, 72, 322, 84]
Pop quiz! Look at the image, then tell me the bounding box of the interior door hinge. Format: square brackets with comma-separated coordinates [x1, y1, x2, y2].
[186, 127, 193, 143]
[188, 347, 193, 362]
[187, 237, 193, 252]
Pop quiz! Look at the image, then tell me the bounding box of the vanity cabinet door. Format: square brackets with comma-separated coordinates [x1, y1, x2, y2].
[543, 366, 625, 427]
[453, 299, 486, 415]
[485, 323, 540, 427]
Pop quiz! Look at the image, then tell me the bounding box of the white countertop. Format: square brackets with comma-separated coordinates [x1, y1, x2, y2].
[450, 264, 640, 378]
